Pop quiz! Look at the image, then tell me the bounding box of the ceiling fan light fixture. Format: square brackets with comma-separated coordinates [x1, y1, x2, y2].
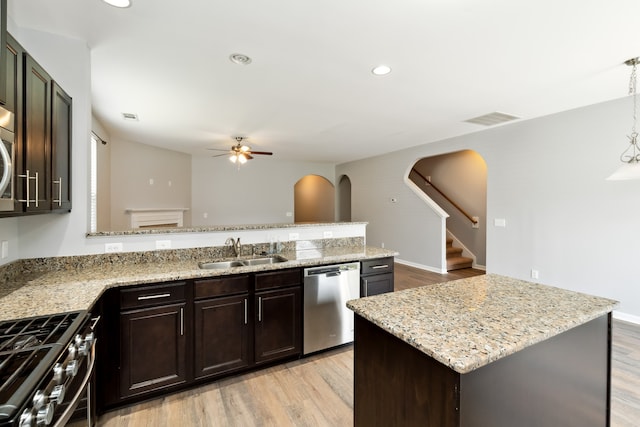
[238, 154, 248, 164]
[229, 154, 238, 163]
[102, 0, 131, 8]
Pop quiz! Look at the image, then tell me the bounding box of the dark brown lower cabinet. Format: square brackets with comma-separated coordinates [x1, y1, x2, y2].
[360, 257, 394, 297]
[119, 302, 187, 398]
[100, 270, 304, 411]
[194, 294, 250, 379]
[254, 286, 301, 364]
[354, 314, 612, 427]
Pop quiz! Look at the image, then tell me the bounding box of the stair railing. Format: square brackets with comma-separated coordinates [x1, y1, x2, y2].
[410, 168, 479, 226]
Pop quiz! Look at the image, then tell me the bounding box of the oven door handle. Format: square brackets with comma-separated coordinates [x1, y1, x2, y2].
[51, 341, 97, 427]
[0, 140, 12, 196]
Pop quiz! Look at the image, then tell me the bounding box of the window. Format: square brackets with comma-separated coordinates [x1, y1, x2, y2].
[90, 133, 98, 232]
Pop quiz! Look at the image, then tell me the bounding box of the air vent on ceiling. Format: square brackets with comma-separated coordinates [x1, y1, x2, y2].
[464, 111, 519, 126]
[122, 112, 139, 121]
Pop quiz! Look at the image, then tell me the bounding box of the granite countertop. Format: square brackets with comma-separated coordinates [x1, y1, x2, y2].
[347, 274, 618, 374]
[0, 245, 395, 321]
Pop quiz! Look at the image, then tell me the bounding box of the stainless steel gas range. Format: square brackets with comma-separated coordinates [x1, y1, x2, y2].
[0, 311, 98, 427]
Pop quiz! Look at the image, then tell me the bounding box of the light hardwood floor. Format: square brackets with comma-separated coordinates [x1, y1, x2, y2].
[90, 265, 640, 427]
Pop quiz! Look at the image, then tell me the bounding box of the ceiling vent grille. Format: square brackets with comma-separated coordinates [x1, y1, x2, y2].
[464, 111, 519, 126]
[122, 112, 139, 121]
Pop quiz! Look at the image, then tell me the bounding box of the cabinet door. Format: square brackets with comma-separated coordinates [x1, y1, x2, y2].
[21, 54, 51, 212]
[254, 287, 301, 364]
[51, 82, 71, 211]
[119, 303, 187, 398]
[361, 272, 394, 297]
[0, 0, 6, 105]
[194, 294, 250, 380]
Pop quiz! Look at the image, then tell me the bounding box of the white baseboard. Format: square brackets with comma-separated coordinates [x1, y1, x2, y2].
[395, 258, 446, 274]
[613, 311, 640, 325]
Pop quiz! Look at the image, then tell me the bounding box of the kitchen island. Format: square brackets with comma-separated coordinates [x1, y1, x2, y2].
[347, 274, 618, 427]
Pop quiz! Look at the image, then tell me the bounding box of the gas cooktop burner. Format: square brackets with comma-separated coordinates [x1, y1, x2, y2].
[0, 311, 88, 426]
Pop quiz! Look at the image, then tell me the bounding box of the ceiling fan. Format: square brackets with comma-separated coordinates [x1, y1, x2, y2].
[208, 136, 273, 164]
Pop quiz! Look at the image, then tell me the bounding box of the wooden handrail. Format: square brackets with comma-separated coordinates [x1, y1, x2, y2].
[410, 168, 479, 225]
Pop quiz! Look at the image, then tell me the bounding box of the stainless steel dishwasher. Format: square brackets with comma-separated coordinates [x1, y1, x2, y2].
[303, 262, 360, 355]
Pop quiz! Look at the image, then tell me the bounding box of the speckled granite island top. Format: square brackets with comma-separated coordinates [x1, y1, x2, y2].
[0, 245, 395, 322]
[347, 274, 618, 374]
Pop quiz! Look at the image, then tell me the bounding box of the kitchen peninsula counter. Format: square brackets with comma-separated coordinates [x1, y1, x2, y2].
[0, 245, 394, 321]
[347, 274, 618, 427]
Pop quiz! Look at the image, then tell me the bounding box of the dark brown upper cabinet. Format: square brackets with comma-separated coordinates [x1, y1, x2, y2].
[19, 54, 51, 213]
[51, 82, 72, 212]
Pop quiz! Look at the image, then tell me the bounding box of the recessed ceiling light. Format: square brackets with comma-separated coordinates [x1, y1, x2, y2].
[372, 65, 392, 76]
[122, 112, 139, 121]
[102, 0, 131, 8]
[229, 53, 252, 65]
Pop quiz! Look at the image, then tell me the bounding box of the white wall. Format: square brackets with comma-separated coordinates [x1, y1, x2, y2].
[338, 96, 640, 321]
[191, 157, 335, 225]
[109, 137, 192, 231]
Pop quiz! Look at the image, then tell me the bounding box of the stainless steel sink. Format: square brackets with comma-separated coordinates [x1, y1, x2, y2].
[198, 255, 287, 269]
[198, 260, 246, 269]
[241, 255, 288, 266]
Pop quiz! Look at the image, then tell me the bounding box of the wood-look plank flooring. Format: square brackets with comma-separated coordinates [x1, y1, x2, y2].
[87, 265, 640, 427]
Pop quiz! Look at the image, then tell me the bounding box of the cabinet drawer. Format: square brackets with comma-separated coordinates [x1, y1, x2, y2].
[361, 257, 394, 275]
[120, 281, 186, 310]
[195, 275, 250, 299]
[255, 269, 301, 291]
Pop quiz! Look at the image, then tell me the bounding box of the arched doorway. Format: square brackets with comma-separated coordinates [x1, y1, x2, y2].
[294, 175, 335, 223]
[337, 175, 352, 222]
[409, 149, 487, 269]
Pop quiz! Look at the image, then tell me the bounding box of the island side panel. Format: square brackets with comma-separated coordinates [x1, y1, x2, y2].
[460, 314, 612, 427]
[353, 314, 460, 427]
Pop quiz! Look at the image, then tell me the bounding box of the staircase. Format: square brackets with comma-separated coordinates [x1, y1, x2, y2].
[446, 238, 473, 271]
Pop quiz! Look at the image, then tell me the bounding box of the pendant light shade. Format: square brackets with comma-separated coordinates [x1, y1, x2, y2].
[607, 58, 640, 181]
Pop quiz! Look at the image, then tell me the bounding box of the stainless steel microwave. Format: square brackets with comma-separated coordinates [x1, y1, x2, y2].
[0, 104, 15, 212]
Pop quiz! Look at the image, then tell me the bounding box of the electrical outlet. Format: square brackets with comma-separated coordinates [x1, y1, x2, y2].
[494, 218, 506, 227]
[531, 269, 539, 279]
[289, 232, 299, 240]
[323, 231, 333, 238]
[105, 242, 123, 253]
[156, 240, 171, 250]
[286, 212, 293, 217]
[1, 241, 8, 259]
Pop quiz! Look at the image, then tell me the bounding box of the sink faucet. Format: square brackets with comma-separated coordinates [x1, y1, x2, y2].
[225, 237, 241, 258]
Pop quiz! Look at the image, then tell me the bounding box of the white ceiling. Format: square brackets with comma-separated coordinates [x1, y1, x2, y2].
[8, 0, 640, 163]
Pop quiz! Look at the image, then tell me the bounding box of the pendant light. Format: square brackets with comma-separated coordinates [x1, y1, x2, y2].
[607, 58, 640, 180]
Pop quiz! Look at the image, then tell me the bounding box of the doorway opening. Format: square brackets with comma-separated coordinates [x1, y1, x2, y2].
[294, 175, 335, 223]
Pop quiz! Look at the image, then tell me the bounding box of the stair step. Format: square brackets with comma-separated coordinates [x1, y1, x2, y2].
[446, 246, 462, 257]
[446, 237, 453, 247]
[447, 256, 473, 271]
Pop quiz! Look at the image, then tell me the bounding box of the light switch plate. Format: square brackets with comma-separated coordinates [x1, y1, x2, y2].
[105, 242, 123, 253]
[156, 240, 171, 250]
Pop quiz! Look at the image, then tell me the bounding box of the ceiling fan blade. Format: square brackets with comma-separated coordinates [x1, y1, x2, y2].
[248, 151, 273, 156]
[206, 148, 232, 152]
[245, 154, 254, 160]
[211, 153, 230, 158]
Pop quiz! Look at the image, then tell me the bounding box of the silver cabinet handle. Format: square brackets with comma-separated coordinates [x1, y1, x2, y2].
[137, 293, 171, 301]
[34, 171, 39, 207]
[53, 176, 62, 206]
[180, 308, 184, 336]
[258, 297, 262, 322]
[244, 299, 248, 325]
[371, 264, 389, 269]
[18, 169, 37, 207]
[363, 278, 368, 297]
